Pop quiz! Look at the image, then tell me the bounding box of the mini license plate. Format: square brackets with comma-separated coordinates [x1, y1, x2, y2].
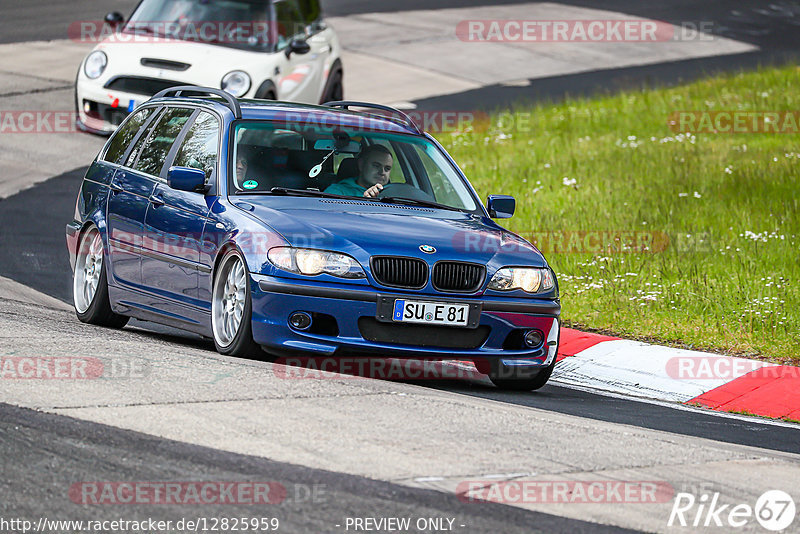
[392, 299, 470, 327]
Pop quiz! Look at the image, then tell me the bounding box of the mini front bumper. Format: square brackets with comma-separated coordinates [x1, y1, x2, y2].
[76, 80, 143, 134]
[250, 274, 560, 368]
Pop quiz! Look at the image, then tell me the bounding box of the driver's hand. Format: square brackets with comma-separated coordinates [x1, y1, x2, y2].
[363, 183, 383, 198]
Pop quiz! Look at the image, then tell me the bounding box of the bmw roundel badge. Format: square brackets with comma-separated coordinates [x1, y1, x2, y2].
[419, 245, 436, 254]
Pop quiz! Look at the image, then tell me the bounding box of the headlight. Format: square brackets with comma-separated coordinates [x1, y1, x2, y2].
[221, 70, 251, 97]
[267, 247, 365, 279]
[83, 51, 108, 79]
[488, 267, 555, 293]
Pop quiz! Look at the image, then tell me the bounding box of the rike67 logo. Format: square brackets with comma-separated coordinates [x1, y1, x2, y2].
[668, 489, 795, 531]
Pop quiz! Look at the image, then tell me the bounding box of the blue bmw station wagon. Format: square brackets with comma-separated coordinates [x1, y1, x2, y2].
[67, 87, 561, 390]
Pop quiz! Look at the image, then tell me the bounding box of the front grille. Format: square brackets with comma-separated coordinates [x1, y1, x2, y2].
[358, 318, 490, 349]
[432, 261, 485, 292]
[105, 76, 188, 96]
[371, 256, 428, 289]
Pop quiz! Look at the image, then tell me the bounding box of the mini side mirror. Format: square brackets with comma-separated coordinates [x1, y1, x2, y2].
[168, 166, 207, 193]
[104, 12, 124, 27]
[487, 195, 515, 218]
[285, 38, 311, 58]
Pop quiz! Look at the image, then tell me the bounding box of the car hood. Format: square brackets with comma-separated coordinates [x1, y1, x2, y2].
[93, 34, 274, 80]
[234, 197, 547, 268]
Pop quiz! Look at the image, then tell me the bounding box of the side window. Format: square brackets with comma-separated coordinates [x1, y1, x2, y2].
[298, 0, 321, 26]
[103, 108, 154, 164]
[274, 0, 305, 49]
[173, 112, 220, 182]
[132, 108, 194, 177]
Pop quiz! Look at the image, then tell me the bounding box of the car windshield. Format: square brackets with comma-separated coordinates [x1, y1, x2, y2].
[230, 120, 479, 212]
[124, 0, 273, 51]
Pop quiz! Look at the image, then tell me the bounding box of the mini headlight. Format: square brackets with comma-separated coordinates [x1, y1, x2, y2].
[267, 247, 365, 279]
[488, 267, 555, 293]
[84, 51, 108, 79]
[221, 70, 251, 97]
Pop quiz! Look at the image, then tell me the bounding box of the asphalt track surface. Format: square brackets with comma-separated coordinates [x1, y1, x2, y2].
[0, 404, 635, 534]
[1, 167, 799, 456]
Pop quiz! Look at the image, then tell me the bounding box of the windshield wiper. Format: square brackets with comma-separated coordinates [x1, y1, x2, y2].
[377, 196, 466, 212]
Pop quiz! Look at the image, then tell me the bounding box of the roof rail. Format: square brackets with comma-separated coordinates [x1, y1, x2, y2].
[152, 85, 242, 119]
[324, 101, 421, 134]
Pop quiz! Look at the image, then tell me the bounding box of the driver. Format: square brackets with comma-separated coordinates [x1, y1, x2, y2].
[325, 144, 393, 198]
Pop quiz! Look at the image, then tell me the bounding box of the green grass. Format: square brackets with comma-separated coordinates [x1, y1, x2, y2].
[437, 65, 800, 363]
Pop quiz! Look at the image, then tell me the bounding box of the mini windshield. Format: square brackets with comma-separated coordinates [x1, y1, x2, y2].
[124, 0, 273, 51]
[230, 121, 479, 212]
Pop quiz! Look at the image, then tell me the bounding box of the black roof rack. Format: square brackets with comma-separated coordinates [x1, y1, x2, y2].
[324, 101, 421, 134]
[152, 85, 242, 119]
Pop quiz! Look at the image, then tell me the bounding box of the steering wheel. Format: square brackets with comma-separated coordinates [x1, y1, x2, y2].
[377, 182, 436, 202]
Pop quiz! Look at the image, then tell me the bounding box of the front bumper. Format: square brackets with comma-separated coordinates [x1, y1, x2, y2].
[251, 274, 560, 368]
[76, 80, 144, 134]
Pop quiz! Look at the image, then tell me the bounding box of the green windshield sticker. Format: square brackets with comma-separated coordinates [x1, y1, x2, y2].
[243, 180, 258, 189]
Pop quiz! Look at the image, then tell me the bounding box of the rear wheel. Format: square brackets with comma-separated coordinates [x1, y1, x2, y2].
[488, 357, 556, 391]
[73, 226, 129, 328]
[211, 250, 262, 357]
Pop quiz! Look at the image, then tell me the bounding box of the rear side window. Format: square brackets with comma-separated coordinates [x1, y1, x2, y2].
[103, 108, 154, 164]
[173, 111, 220, 182]
[132, 108, 194, 177]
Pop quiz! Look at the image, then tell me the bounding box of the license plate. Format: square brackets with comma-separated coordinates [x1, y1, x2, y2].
[392, 299, 470, 327]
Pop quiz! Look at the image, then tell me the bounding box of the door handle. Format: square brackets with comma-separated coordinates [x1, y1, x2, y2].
[149, 194, 165, 207]
[109, 181, 123, 194]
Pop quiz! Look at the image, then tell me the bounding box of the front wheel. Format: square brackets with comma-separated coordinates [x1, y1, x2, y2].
[320, 69, 343, 103]
[211, 249, 262, 357]
[488, 357, 556, 391]
[73, 226, 129, 328]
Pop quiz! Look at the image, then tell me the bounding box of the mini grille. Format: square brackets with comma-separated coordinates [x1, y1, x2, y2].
[371, 257, 428, 289]
[432, 262, 485, 292]
[105, 76, 188, 96]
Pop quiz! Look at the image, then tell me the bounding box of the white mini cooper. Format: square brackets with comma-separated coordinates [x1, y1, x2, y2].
[75, 0, 343, 134]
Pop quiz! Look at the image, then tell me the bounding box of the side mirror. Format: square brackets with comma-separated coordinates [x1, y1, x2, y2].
[487, 195, 515, 218]
[168, 166, 207, 193]
[285, 38, 311, 58]
[104, 12, 124, 27]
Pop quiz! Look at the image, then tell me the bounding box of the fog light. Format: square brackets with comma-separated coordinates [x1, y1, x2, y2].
[289, 312, 312, 330]
[524, 330, 543, 348]
[83, 101, 91, 114]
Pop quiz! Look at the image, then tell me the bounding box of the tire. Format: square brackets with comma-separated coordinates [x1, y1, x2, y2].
[254, 80, 277, 100]
[73, 226, 129, 328]
[488, 357, 556, 391]
[320, 69, 343, 104]
[211, 249, 262, 357]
